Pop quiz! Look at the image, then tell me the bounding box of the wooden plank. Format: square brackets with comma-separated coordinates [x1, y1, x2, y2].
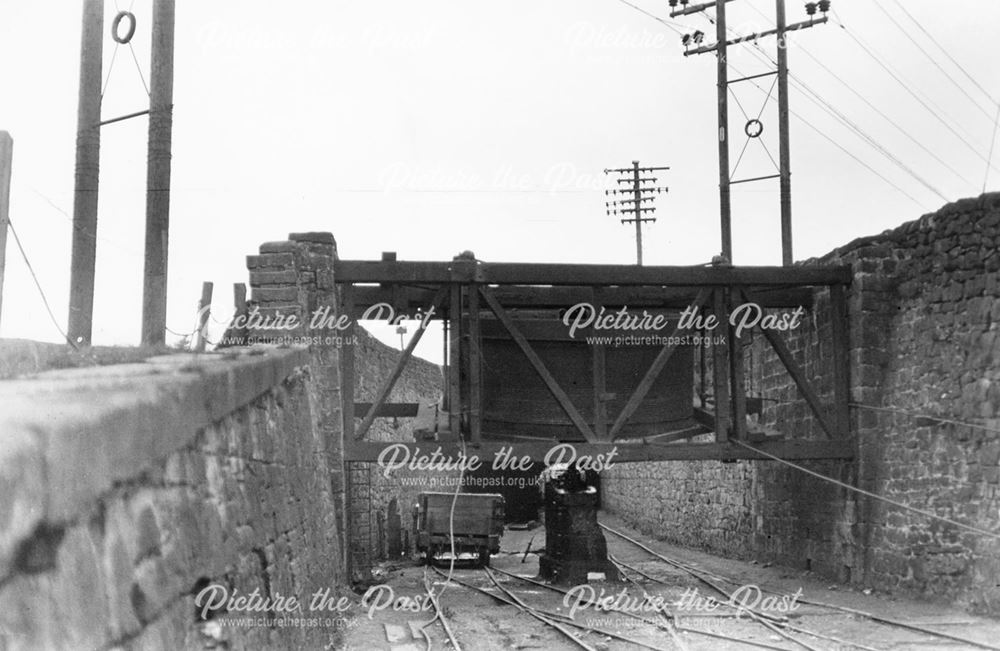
[830, 283, 851, 439]
[233, 282, 247, 314]
[728, 288, 747, 440]
[712, 288, 731, 443]
[355, 287, 446, 440]
[0, 132, 11, 330]
[591, 287, 609, 441]
[335, 260, 852, 287]
[468, 284, 482, 446]
[194, 281, 213, 352]
[448, 284, 462, 437]
[354, 403, 421, 418]
[344, 438, 855, 462]
[608, 289, 711, 439]
[479, 286, 597, 442]
[341, 284, 356, 440]
[348, 284, 815, 311]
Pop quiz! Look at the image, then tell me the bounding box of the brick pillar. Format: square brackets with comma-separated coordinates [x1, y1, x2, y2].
[245, 232, 349, 575]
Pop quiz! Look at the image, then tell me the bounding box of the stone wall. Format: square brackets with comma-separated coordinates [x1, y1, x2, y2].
[603, 193, 1000, 615]
[0, 347, 347, 650]
[242, 232, 446, 577]
[350, 328, 449, 565]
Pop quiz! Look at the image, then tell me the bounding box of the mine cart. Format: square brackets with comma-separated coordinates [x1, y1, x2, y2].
[415, 492, 505, 566]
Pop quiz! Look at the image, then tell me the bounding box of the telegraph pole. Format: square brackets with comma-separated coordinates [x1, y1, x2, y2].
[673, 0, 829, 265]
[0, 132, 11, 330]
[776, 0, 793, 265]
[67, 0, 104, 345]
[604, 161, 669, 265]
[141, 0, 176, 346]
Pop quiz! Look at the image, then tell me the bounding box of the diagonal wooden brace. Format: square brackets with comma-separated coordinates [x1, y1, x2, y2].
[354, 286, 447, 441]
[479, 285, 597, 443]
[608, 288, 712, 440]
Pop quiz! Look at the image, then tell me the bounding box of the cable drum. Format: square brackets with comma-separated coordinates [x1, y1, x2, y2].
[111, 11, 137, 44]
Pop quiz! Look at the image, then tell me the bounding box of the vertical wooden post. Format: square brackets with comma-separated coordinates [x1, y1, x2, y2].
[194, 281, 213, 352]
[728, 288, 747, 440]
[712, 288, 731, 442]
[448, 284, 462, 436]
[233, 282, 247, 315]
[468, 283, 482, 446]
[341, 284, 356, 440]
[0, 132, 12, 330]
[591, 288, 608, 441]
[777, 0, 793, 265]
[830, 284, 850, 438]
[141, 0, 176, 345]
[716, 0, 732, 262]
[67, 0, 104, 345]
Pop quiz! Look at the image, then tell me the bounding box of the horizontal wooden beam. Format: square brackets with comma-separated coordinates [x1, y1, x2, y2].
[347, 285, 815, 313]
[344, 438, 855, 462]
[354, 403, 421, 418]
[335, 261, 851, 287]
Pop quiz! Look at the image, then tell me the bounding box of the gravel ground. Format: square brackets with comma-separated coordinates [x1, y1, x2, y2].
[342, 512, 1000, 651]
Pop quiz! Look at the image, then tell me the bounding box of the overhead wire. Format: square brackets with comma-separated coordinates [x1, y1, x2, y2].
[887, 0, 998, 106]
[740, 2, 973, 190]
[870, 0, 996, 122]
[696, 8, 931, 206]
[831, 10, 999, 173]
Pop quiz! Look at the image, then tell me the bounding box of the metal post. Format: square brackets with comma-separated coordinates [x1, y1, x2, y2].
[632, 161, 643, 265]
[141, 0, 176, 345]
[67, 0, 104, 345]
[716, 0, 732, 263]
[0, 132, 11, 330]
[777, 0, 793, 265]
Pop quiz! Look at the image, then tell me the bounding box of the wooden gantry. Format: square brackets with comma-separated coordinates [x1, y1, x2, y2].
[337, 256, 853, 463]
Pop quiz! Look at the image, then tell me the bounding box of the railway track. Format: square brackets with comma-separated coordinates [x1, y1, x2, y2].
[600, 522, 1000, 651]
[413, 523, 999, 651]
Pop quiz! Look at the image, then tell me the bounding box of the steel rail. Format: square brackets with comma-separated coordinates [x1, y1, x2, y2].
[423, 569, 462, 651]
[601, 522, 1000, 651]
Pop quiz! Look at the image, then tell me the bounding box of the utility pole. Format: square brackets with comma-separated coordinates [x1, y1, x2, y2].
[141, 0, 176, 346]
[67, 0, 104, 345]
[604, 161, 669, 265]
[673, 0, 829, 265]
[0, 132, 11, 330]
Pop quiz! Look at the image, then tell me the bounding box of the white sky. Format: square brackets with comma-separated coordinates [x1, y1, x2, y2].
[1, 1, 998, 363]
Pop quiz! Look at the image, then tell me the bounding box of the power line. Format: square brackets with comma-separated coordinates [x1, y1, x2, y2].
[888, 0, 997, 106]
[700, 10, 935, 205]
[6, 218, 78, 350]
[613, 0, 687, 36]
[870, 0, 996, 122]
[832, 11, 999, 174]
[711, 14, 950, 202]
[741, 2, 972, 190]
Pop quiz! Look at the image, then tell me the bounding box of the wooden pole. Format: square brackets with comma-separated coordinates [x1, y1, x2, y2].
[632, 161, 643, 265]
[141, 0, 176, 345]
[67, 0, 104, 345]
[716, 0, 732, 263]
[0, 132, 11, 330]
[777, 0, 793, 265]
[194, 281, 213, 352]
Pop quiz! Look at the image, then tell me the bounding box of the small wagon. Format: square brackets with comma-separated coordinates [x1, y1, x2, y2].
[415, 492, 505, 567]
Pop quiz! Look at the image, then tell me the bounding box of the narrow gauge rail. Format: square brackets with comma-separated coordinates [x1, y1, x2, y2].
[600, 522, 1000, 651]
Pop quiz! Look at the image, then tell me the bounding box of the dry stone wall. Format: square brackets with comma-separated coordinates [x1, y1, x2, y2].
[603, 193, 1000, 615]
[0, 348, 347, 650]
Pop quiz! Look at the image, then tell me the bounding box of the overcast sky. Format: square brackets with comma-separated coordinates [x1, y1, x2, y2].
[1, 1, 998, 361]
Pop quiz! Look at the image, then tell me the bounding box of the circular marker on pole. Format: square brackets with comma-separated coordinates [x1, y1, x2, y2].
[111, 11, 137, 44]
